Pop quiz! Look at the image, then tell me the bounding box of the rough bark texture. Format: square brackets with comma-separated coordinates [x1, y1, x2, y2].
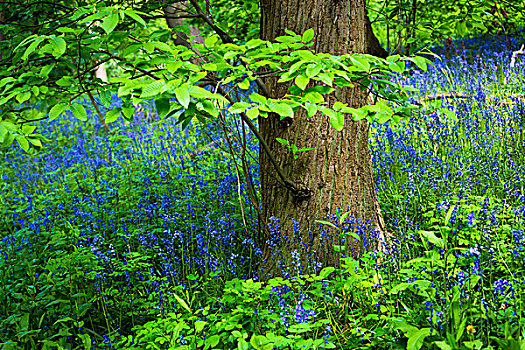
[259, 0, 386, 269]
[164, 2, 204, 48]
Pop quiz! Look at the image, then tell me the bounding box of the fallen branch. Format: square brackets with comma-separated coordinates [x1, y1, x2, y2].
[510, 44, 525, 68]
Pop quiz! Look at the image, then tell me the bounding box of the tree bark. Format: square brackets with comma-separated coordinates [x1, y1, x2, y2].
[259, 0, 386, 272]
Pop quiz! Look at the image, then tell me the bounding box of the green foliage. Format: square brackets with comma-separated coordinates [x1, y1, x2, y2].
[0, 0, 424, 155]
[368, 0, 525, 53]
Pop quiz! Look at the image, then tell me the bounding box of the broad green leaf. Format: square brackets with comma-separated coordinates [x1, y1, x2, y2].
[305, 103, 318, 117]
[102, 13, 119, 34]
[238, 339, 249, 350]
[295, 74, 310, 90]
[105, 108, 121, 123]
[51, 37, 66, 58]
[410, 56, 429, 71]
[175, 85, 190, 108]
[433, 341, 452, 350]
[123, 9, 146, 26]
[250, 335, 270, 350]
[229, 102, 251, 114]
[288, 323, 312, 333]
[324, 108, 343, 131]
[246, 107, 259, 119]
[188, 86, 227, 102]
[15, 135, 29, 152]
[316, 72, 333, 86]
[319, 266, 335, 278]
[21, 37, 45, 60]
[28, 137, 42, 147]
[21, 125, 36, 135]
[302, 28, 314, 43]
[70, 103, 87, 121]
[238, 78, 250, 90]
[16, 91, 31, 104]
[0, 125, 7, 143]
[249, 93, 267, 104]
[204, 36, 218, 47]
[140, 80, 165, 99]
[195, 321, 207, 333]
[201, 100, 218, 117]
[389, 282, 411, 294]
[205, 335, 220, 349]
[122, 105, 135, 120]
[155, 98, 170, 118]
[268, 103, 294, 119]
[202, 63, 217, 71]
[349, 56, 370, 72]
[306, 63, 322, 78]
[56, 76, 72, 87]
[40, 65, 54, 78]
[407, 328, 431, 350]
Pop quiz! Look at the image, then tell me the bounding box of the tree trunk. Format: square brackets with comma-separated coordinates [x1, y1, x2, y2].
[259, 0, 386, 273]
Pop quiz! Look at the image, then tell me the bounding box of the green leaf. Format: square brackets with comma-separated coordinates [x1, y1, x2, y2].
[70, 103, 87, 121]
[445, 205, 456, 225]
[205, 335, 220, 349]
[123, 9, 146, 26]
[275, 138, 289, 146]
[324, 108, 344, 131]
[407, 328, 431, 350]
[229, 102, 251, 114]
[350, 56, 370, 72]
[204, 36, 218, 47]
[155, 98, 170, 118]
[122, 105, 135, 120]
[51, 37, 66, 58]
[238, 78, 250, 90]
[246, 107, 259, 119]
[195, 321, 207, 333]
[249, 93, 267, 104]
[302, 28, 314, 43]
[419, 230, 443, 248]
[315, 220, 337, 229]
[102, 13, 119, 34]
[175, 85, 190, 108]
[141, 80, 165, 99]
[319, 266, 335, 278]
[433, 341, 452, 350]
[15, 135, 29, 153]
[188, 86, 227, 102]
[305, 103, 318, 117]
[105, 108, 121, 123]
[201, 100, 218, 117]
[238, 339, 249, 350]
[49, 103, 68, 121]
[0, 125, 7, 143]
[173, 293, 191, 314]
[268, 103, 294, 119]
[28, 137, 42, 147]
[410, 56, 428, 71]
[288, 323, 312, 333]
[56, 76, 72, 87]
[306, 63, 322, 78]
[250, 335, 270, 350]
[295, 74, 310, 90]
[21, 37, 45, 60]
[16, 91, 31, 103]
